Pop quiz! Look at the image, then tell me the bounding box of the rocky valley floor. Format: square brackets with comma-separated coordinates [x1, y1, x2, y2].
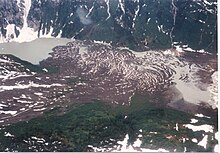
[0, 40, 218, 152]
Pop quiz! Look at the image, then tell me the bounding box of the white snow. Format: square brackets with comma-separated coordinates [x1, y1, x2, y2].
[190, 118, 199, 123]
[174, 45, 185, 52]
[198, 135, 208, 149]
[118, 0, 125, 14]
[0, 69, 32, 81]
[147, 18, 151, 24]
[214, 131, 219, 152]
[93, 40, 111, 46]
[0, 81, 62, 92]
[195, 114, 211, 118]
[184, 147, 187, 152]
[198, 20, 205, 24]
[174, 43, 211, 54]
[214, 145, 219, 152]
[88, 134, 168, 152]
[42, 68, 48, 72]
[0, 110, 17, 115]
[132, 4, 140, 28]
[4, 132, 14, 137]
[33, 108, 46, 111]
[105, 0, 111, 20]
[40, 27, 54, 38]
[5, 24, 16, 42]
[0, 104, 8, 108]
[192, 138, 198, 143]
[116, 134, 168, 152]
[117, 134, 131, 151]
[149, 132, 158, 134]
[208, 71, 218, 109]
[140, 148, 169, 152]
[183, 124, 213, 133]
[20, 108, 26, 111]
[133, 138, 142, 147]
[174, 123, 179, 131]
[34, 92, 43, 96]
[203, 0, 217, 6]
[163, 49, 175, 56]
[20, 94, 28, 99]
[86, 5, 94, 18]
[15, 0, 38, 43]
[31, 136, 45, 143]
[0, 0, 63, 43]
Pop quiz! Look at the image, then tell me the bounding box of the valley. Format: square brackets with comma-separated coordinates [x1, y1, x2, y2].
[0, 39, 218, 151]
[0, 0, 218, 152]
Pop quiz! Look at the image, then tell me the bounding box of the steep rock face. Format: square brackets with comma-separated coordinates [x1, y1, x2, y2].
[0, 0, 217, 53]
[0, 0, 23, 40]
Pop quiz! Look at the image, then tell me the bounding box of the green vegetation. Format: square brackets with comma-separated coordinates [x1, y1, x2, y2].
[0, 94, 217, 151]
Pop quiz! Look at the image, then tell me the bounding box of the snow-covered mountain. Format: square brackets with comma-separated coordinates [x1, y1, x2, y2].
[0, 0, 217, 53]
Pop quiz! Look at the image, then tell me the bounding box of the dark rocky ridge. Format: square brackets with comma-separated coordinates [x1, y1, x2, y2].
[0, 0, 217, 53]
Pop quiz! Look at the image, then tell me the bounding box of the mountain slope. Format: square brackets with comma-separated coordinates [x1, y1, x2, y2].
[0, 0, 217, 53]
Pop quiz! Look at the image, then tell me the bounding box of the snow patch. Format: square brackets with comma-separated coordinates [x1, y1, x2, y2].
[198, 135, 208, 149]
[15, 0, 38, 43]
[118, 0, 125, 14]
[4, 132, 14, 137]
[0, 110, 17, 115]
[0, 81, 62, 92]
[195, 114, 211, 118]
[190, 118, 199, 123]
[192, 138, 198, 143]
[183, 124, 213, 133]
[105, 0, 111, 20]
